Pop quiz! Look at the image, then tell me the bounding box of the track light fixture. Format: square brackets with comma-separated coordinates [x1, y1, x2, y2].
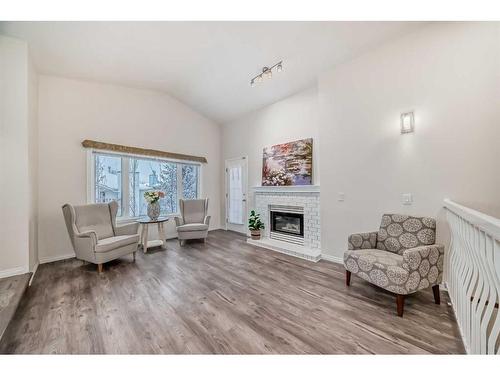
[250, 60, 283, 87]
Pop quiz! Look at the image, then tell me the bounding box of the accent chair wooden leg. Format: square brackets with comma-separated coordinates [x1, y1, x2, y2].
[345, 270, 351, 286]
[133, 252, 136, 262]
[98, 264, 103, 273]
[396, 294, 405, 317]
[432, 284, 441, 305]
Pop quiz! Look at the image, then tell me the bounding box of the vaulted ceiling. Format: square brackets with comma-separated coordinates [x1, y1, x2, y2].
[0, 21, 426, 123]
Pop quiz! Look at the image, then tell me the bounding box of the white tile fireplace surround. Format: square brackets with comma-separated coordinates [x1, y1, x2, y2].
[247, 185, 321, 262]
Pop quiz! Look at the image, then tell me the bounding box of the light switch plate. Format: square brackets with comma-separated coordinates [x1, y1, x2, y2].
[402, 193, 413, 205]
[338, 192, 345, 202]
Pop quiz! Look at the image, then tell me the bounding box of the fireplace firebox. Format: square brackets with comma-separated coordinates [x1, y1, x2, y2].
[270, 211, 304, 238]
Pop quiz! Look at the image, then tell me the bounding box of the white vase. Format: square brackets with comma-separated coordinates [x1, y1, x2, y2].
[147, 201, 160, 221]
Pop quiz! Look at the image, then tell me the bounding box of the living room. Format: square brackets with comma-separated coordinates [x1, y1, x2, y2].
[1, 0, 499, 370]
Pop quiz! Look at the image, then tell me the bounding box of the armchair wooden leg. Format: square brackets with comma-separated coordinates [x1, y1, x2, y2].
[432, 284, 441, 305]
[345, 270, 351, 286]
[133, 252, 136, 262]
[97, 264, 103, 273]
[396, 294, 405, 317]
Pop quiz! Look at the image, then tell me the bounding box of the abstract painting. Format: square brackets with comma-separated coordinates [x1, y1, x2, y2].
[262, 138, 313, 186]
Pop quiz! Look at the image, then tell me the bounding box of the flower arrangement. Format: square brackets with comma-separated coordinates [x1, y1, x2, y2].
[143, 190, 165, 204]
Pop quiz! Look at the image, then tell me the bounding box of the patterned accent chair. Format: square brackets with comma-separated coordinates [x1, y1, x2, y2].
[343, 214, 444, 317]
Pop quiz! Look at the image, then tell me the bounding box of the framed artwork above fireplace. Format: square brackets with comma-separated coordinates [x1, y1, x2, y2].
[261, 138, 313, 186]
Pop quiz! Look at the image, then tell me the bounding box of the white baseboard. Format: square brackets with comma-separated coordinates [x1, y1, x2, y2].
[0, 265, 29, 279]
[29, 262, 39, 286]
[39, 253, 75, 264]
[321, 253, 343, 264]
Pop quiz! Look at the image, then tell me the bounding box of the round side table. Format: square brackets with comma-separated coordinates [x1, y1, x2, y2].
[136, 217, 169, 253]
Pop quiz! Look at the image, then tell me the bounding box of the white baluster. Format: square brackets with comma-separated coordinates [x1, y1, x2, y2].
[444, 199, 500, 354]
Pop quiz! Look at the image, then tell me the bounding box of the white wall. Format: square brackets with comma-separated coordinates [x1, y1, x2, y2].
[318, 22, 500, 258]
[221, 22, 499, 263]
[222, 87, 319, 224]
[0, 35, 37, 277]
[28, 51, 39, 271]
[38, 76, 222, 262]
[4, 22, 499, 273]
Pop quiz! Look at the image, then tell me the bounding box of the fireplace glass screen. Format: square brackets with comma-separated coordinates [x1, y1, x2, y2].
[270, 211, 304, 237]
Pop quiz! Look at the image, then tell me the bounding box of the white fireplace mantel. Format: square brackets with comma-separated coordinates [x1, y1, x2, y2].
[252, 185, 320, 194]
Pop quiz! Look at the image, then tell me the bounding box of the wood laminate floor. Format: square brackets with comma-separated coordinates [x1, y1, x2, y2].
[0, 230, 465, 354]
[0, 273, 31, 341]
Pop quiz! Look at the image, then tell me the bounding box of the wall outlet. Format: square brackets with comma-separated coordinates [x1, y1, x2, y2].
[338, 192, 345, 202]
[402, 193, 413, 205]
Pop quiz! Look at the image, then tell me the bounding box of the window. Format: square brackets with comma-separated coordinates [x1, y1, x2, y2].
[95, 154, 122, 215]
[129, 158, 178, 217]
[182, 164, 198, 199]
[90, 151, 200, 219]
[228, 165, 243, 224]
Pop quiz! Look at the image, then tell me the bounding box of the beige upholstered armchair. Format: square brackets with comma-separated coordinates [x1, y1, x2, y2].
[175, 198, 210, 246]
[62, 201, 140, 273]
[343, 214, 444, 317]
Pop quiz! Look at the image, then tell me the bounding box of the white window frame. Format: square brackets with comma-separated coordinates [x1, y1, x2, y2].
[87, 149, 202, 222]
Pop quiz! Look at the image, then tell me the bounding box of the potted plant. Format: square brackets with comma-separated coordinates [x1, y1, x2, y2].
[248, 210, 265, 240]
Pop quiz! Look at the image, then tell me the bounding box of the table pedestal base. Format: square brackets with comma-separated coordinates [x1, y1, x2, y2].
[140, 221, 167, 253]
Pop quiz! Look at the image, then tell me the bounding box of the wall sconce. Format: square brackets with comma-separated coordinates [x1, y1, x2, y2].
[400, 111, 415, 134]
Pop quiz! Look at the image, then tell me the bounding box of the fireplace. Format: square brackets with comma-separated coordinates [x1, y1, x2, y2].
[271, 211, 304, 237]
[269, 205, 304, 245]
[250, 187, 321, 262]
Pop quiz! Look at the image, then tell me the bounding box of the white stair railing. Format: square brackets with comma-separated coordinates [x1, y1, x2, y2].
[444, 199, 500, 354]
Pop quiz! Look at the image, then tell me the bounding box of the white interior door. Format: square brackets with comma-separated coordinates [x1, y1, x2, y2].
[225, 157, 247, 234]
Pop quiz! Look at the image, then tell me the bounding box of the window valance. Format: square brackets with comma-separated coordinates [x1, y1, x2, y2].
[82, 139, 207, 164]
